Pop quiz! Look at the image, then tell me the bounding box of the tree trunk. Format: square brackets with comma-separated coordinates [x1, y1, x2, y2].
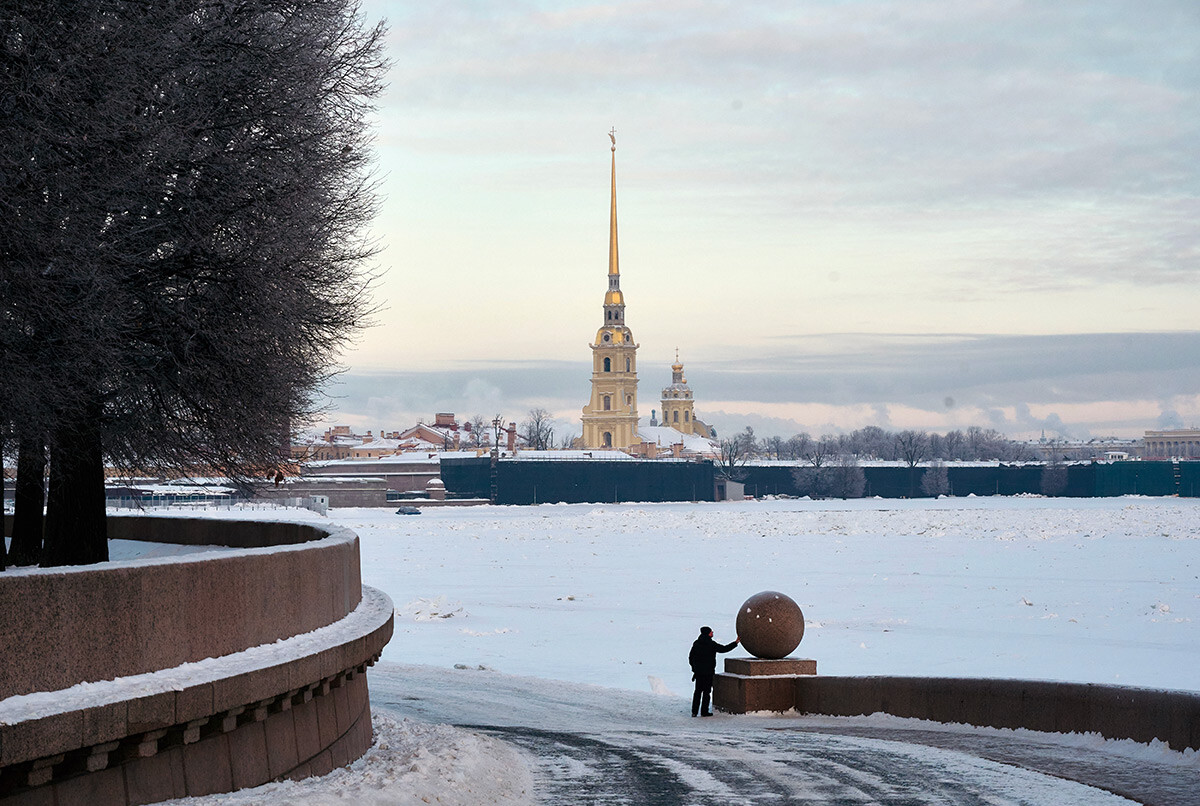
[9, 434, 47, 566]
[41, 419, 107, 567]
[0, 440, 6, 572]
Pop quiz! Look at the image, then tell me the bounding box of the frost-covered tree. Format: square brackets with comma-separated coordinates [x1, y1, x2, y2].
[826, 455, 866, 499]
[802, 434, 838, 468]
[920, 460, 951, 497]
[1, 2, 385, 566]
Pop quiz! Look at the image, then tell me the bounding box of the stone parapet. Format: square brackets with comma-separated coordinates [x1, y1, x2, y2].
[0, 516, 363, 701]
[723, 658, 816, 677]
[716, 671, 1200, 753]
[0, 516, 393, 805]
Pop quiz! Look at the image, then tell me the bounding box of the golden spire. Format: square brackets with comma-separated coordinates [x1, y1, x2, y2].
[608, 127, 619, 277]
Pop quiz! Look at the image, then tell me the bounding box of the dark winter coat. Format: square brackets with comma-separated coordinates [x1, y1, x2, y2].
[689, 634, 738, 676]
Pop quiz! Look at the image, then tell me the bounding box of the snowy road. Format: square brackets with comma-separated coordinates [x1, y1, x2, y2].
[372, 663, 1195, 806]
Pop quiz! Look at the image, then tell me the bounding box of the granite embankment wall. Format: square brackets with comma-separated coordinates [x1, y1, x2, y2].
[0, 515, 394, 805]
[715, 673, 1200, 752]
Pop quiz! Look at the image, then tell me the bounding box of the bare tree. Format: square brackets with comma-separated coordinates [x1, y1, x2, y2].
[803, 434, 838, 468]
[2, 2, 385, 566]
[465, 415, 488, 448]
[894, 430, 930, 468]
[763, 435, 785, 460]
[715, 435, 752, 480]
[920, 460, 951, 497]
[519, 408, 555, 451]
[793, 454, 865, 499]
[827, 455, 866, 499]
[941, 429, 966, 460]
[1040, 439, 1069, 495]
[786, 433, 812, 460]
[894, 430, 930, 498]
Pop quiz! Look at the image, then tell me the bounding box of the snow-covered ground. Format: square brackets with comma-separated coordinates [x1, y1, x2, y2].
[345, 496, 1200, 694]
[73, 496, 1200, 803]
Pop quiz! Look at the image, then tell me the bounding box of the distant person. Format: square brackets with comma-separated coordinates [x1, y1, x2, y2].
[689, 625, 739, 717]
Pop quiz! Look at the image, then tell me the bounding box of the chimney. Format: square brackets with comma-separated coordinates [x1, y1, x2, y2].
[507, 422, 517, 451]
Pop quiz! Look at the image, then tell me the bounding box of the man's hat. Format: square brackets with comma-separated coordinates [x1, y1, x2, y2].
[699, 626, 712, 635]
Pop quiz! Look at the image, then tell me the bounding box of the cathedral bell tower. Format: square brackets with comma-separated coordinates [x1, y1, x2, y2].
[581, 130, 640, 450]
[661, 350, 697, 435]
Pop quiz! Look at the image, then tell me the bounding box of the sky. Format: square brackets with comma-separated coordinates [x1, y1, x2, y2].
[321, 0, 1200, 442]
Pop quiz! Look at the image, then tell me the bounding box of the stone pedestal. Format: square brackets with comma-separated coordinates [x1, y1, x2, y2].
[713, 657, 817, 714]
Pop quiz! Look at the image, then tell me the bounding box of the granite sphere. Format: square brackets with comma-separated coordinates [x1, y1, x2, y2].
[736, 591, 804, 659]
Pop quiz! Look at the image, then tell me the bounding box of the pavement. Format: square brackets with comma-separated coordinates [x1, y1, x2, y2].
[372, 663, 1196, 805]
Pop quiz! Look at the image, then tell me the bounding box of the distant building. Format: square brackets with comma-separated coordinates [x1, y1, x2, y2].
[1143, 429, 1200, 459]
[295, 413, 469, 462]
[658, 352, 714, 440]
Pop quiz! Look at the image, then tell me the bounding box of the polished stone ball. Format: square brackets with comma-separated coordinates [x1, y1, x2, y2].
[735, 591, 805, 659]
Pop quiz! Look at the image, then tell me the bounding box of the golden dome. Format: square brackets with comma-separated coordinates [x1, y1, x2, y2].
[594, 327, 634, 345]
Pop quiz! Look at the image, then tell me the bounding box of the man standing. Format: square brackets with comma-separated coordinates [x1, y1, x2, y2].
[689, 626, 739, 717]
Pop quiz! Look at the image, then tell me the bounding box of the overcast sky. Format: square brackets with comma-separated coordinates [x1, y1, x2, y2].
[325, 0, 1200, 441]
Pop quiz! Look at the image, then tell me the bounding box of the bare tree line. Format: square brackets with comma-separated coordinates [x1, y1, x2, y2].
[738, 425, 1034, 465]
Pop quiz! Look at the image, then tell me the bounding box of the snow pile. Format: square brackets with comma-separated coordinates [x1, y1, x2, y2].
[153, 712, 534, 806]
[399, 596, 465, 621]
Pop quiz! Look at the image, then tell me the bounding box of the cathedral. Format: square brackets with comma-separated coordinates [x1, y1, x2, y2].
[580, 133, 713, 450]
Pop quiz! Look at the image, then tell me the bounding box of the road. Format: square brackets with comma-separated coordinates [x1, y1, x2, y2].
[371, 663, 1196, 805]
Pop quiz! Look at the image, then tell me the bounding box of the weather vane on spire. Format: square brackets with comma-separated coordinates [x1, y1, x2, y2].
[609, 127, 616, 150]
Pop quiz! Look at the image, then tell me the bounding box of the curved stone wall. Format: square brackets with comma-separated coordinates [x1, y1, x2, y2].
[0, 515, 393, 805]
[714, 671, 1200, 752]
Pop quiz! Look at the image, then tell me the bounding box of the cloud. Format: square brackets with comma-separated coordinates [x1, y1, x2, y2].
[318, 332, 1200, 439]
[344, 1, 1200, 439]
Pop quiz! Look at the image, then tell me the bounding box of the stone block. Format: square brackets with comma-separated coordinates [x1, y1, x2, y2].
[347, 675, 369, 722]
[52, 765, 125, 806]
[175, 683, 214, 725]
[329, 730, 351, 769]
[227, 721, 270, 790]
[713, 673, 797, 714]
[1, 710, 83, 766]
[332, 681, 351, 735]
[181, 733, 232, 797]
[264, 709, 300, 780]
[85, 741, 120, 772]
[309, 748, 334, 779]
[284, 761, 312, 782]
[127, 692, 175, 734]
[292, 700, 321, 763]
[80, 701, 128, 747]
[213, 666, 289, 715]
[723, 657, 816, 676]
[0, 784, 55, 806]
[125, 746, 186, 806]
[286, 651, 323, 693]
[315, 691, 339, 750]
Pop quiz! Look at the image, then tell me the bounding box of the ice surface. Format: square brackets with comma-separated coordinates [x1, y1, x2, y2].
[73, 495, 1200, 803]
